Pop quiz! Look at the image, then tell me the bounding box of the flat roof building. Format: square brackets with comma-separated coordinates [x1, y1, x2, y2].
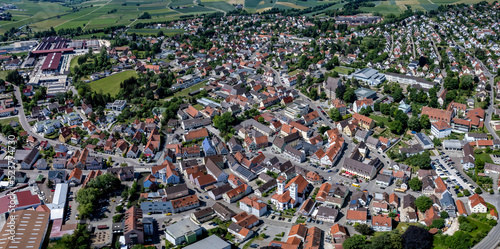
[352, 68, 385, 86]
[184, 235, 231, 249]
[354, 87, 377, 100]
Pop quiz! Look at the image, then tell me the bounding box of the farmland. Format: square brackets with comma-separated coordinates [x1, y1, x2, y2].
[0, 0, 497, 34]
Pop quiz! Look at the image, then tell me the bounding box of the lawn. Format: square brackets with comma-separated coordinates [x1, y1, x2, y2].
[126, 28, 185, 36]
[88, 71, 138, 97]
[0, 70, 12, 81]
[395, 222, 421, 232]
[193, 104, 204, 110]
[360, 1, 402, 14]
[0, 117, 19, 126]
[171, 81, 207, 98]
[474, 151, 494, 164]
[332, 66, 353, 75]
[369, 114, 390, 124]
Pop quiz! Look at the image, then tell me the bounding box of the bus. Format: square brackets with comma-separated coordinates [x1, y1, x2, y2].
[352, 183, 361, 188]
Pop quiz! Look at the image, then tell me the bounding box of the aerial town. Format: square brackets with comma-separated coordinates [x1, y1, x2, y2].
[0, 1, 499, 249]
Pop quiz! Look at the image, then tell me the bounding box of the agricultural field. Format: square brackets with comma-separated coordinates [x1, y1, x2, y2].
[126, 28, 185, 36]
[88, 70, 138, 97]
[0, 0, 497, 34]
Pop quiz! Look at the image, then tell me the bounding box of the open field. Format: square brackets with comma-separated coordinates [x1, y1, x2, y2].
[126, 28, 185, 36]
[0, 0, 497, 33]
[171, 81, 207, 98]
[0, 117, 19, 127]
[0, 70, 12, 81]
[88, 70, 137, 97]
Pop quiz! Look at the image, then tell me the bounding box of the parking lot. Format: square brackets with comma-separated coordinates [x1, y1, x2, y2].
[431, 152, 475, 196]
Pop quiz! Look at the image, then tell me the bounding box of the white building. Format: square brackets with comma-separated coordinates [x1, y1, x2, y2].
[431, 121, 452, 139]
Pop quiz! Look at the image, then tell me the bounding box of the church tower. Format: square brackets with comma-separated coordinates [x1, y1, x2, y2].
[277, 175, 286, 195]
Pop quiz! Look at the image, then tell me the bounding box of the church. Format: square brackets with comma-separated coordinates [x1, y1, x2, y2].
[271, 174, 310, 211]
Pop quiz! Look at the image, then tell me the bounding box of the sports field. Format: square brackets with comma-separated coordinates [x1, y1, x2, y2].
[88, 70, 138, 97]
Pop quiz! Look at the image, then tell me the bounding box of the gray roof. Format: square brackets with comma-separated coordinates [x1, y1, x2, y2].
[440, 191, 455, 208]
[400, 144, 424, 155]
[416, 133, 433, 147]
[485, 163, 500, 173]
[316, 206, 338, 219]
[184, 235, 231, 249]
[343, 158, 378, 177]
[211, 202, 236, 220]
[241, 119, 272, 135]
[376, 174, 392, 183]
[443, 140, 464, 149]
[206, 158, 224, 178]
[165, 219, 201, 239]
[209, 183, 232, 196]
[231, 163, 256, 180]
[467, 133, 488, 139]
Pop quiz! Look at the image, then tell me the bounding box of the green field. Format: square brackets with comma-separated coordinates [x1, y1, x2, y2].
[0, 117, 19, 126]
[88, 70, 138, 97]
[171, 81, 207, 98]
[0, 70, 12, 81]
[126, 28, 185, 36]
[0, 0, 496, 33]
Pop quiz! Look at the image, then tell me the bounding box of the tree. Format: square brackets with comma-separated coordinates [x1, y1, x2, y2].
[354, 223, 373, 235]
[359, 106, 373, 116]
[49, 224, 91, 249]
[213, 112, 235, 134]
[440, 211, 449, 219]
[343, 235, 368, 249]
[415, 196, 433, 212]
[431, 218, 445, 229]
[393, 87, 404, 102]
[409, 177, 422, 191]
[475, 187, 483, 194]
[336, 84, 346, 100]
[389, 120, 405, 134]
[343, 88, 356, 103]
[370, 231, 403, 249]
[258, 116, 265, 124]
[330, 108, 342, 122]
[444, 231, 472, 249]
[459, 75, 474, 90]
[408, 116, 421, 132]
[463, 189, 471, 196]
[402, 226, 433, 249]
[432, 138, 442, 147]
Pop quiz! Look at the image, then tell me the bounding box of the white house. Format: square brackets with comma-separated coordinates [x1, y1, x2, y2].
[239, 197, 268, 217]
[468, 194, 487, 213]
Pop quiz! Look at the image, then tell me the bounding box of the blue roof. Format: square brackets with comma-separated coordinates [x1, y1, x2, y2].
[440, 191, 455, 207]
[202, 137, 214, 152]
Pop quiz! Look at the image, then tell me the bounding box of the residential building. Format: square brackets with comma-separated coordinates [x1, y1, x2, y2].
[468, 194, 487, 213]
[371, 214, 392, 231]
[239, 196, 268, 217]
[123, 207, 144, 246]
